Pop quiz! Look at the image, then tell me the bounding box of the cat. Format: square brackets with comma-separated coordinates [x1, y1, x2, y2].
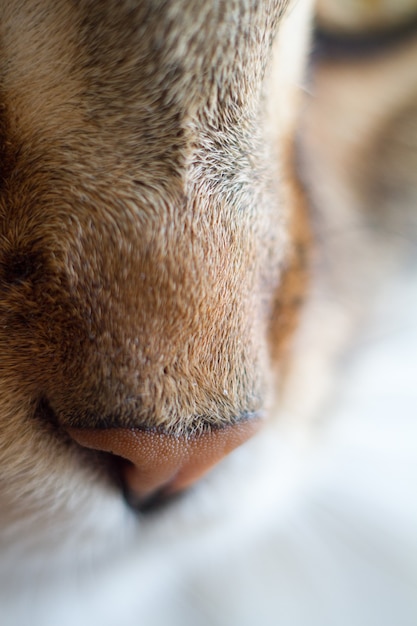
[1, 1, 416, 624]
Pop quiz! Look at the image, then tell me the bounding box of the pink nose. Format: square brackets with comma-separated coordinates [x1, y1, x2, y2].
[68, 421, 261, 504]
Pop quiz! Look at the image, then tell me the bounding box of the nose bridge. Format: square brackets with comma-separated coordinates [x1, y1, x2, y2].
[74, 234, 211, 383]
[42, 260, 257, 434]
[28, 183, 264, 434]
[69, 206, 249, 362]
[54, 319, 260, 433]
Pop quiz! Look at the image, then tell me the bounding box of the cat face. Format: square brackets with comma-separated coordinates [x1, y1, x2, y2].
[0, 0, 310, 560]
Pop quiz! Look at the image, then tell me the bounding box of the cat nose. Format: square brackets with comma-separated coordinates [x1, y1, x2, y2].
[68, 421, 261, 505]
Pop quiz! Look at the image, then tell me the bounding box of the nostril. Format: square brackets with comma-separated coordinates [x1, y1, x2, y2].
[121, 465, 184, 513]
[67, 421, 261, 506]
